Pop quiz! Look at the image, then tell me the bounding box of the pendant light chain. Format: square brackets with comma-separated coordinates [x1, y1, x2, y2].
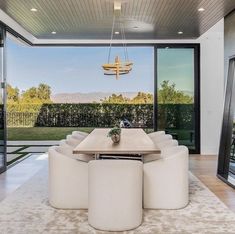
[108, 14, 116, 64]
[121, 20, 129, 62]
[102, 2, 133, 79]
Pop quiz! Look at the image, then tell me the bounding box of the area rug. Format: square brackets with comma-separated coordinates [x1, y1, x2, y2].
[0, 164, 235, 234]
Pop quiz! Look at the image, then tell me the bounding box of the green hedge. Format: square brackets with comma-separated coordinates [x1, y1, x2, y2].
[7, 103, 194, 129]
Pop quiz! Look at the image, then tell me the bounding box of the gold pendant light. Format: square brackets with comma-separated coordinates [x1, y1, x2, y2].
[102, 1, 133, 80]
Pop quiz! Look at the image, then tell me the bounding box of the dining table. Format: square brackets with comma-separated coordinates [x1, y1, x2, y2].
[73, 128, 160, 160]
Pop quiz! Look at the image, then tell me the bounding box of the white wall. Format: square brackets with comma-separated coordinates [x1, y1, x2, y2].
[197, 19, 224, 155]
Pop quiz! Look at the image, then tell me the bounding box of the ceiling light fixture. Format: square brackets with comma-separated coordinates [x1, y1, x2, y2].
[30, 8, 37, 12]
[102, 1, 133, 80]
[51, 31, 57, 34]
[178, 31, 183, 35]
[198, 8, 205, 12]
[115, 31, 120, 34]
[114, 1, 121, 11]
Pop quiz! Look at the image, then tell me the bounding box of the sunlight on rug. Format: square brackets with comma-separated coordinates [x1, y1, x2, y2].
[0, 162, 235, 233]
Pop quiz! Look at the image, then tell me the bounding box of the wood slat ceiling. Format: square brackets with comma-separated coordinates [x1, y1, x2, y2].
[0, 0, 234, 40]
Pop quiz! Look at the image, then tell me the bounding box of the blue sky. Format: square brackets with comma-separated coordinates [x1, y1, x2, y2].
[6, 38, 193, 95]
[157, 48, 194, 94]
[6, 39, 154, 94]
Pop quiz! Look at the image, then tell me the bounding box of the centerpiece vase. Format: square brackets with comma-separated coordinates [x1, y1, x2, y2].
[111, 134, 120, 143]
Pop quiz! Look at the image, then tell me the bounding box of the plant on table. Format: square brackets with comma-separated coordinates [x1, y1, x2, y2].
[107, 126, 121, 143]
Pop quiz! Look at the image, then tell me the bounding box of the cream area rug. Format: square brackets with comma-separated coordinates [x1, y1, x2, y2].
[0, 163, 235, 233]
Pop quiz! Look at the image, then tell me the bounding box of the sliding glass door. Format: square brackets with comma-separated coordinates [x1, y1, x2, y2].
[0, 25, 6, 173]
[155, 45, 200, 153]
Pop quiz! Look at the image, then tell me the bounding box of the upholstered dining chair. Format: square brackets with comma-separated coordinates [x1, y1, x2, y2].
[143, 145, 189, 209]
[48, 146, 90, 209]
[66, 134, 82, 146]
[88, 159, 143, 231]
[59, 139, 94, 162]
[72, 130, 88, 139]
[157, 139, 178, 149]
[148, 131, 165, 140]
[150, 134, 173, 145]
[143, 139, 178, 163]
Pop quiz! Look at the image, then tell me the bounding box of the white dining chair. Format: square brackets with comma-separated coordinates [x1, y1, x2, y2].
[151, 134, 173, 145]
[66, 134, 82, 146]
[157, 139, 178, 149]
[60, 138, 76, 148]
[148, 131, 165, 140]
[72, 131, 89, 136]
[143, 139, 178, 163]
[59, 139, 94, 162]
[48, 146, 89, 209]
[72, 130, 88, 139]
[88, 159, 143, 231]
[144, 145, 189, 209]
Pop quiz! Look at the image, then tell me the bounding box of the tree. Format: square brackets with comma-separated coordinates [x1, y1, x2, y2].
[38, 83, 51, 101]
[158, 80, 193, 104]
[101, 94, 130, 104]
[7, 84, 19, 104]
[21, 87, 39, 103]
[131, 92, 153, 104]
[101, 92, 153, 104]
[21, 83, 52, 104]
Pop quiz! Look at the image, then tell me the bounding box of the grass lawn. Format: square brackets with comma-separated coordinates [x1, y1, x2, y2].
[7, 127, 94, 141]
[7, 127, 154, 141]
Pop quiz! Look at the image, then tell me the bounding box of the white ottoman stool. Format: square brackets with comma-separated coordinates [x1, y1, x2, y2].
[88, 159, 143, 231]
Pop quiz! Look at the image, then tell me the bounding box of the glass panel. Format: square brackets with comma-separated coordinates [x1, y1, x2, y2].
[157, 48, 196, 150]
[0, 26, 6, 173]
[229, 123, 235, 184]
[218, 57, 235, 186]
[6, 39, 154, 164]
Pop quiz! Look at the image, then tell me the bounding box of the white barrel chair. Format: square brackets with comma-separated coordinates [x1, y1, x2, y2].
[143, 139, 178, 163]
[144, 145, 189, 209]
[59, 139, 94, 162]
[148, 131, 165, 140]
[59, 139, 77, 151]
[88, 160, 143, 231]
[71, 131, 88, 141]
[72, 130, 89, 138]
[157, 139, 178, 149]
[150, 134, 173, 145]
[48, 146, 89, 209]
[66, 134, 82, 147]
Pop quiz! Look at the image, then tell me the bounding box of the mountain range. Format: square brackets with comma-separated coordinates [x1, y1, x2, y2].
[51, 92, 140, 103]
[51, 91, 193, 103]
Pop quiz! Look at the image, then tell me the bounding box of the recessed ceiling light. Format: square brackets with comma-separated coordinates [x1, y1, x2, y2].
[30, 8, 37, 12]
[178, 31, 183, 35]
[198, 8, 205, 12]
[114, 31, 120, 35]
[51, 31, 57, 34]
[114, 1, 121, 11]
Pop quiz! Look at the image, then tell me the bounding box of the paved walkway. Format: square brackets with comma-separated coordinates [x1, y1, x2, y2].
[7, 141, 59, 164]
[7, 141, 59, 146]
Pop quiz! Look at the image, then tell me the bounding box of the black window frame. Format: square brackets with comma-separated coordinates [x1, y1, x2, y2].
[5, 28, 201, 155]
[217, 55, 235, 188]
[154, 44, 200, 154]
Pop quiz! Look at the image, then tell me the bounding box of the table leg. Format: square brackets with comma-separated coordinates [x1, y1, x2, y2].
[95, 154, 100, 160]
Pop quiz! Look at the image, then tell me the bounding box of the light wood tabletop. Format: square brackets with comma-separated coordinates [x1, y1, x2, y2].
[73, 128, 160, 156]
